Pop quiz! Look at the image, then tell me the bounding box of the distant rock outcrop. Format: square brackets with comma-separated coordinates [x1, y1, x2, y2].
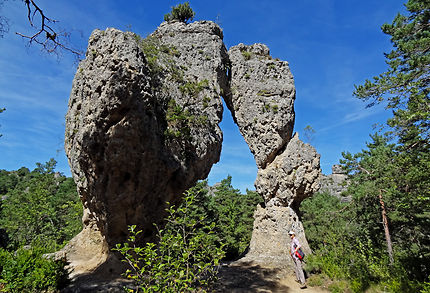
[319, 164, 350, 202]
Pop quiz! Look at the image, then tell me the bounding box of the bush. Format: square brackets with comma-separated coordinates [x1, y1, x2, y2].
[0, 245, 68, 292]
[301, 191, 429, 292]
[421, 280, 430, 293]
[207, 177, 263, 260]
[164, 2, 195, 23]
[0, 160, 82, 249]
[114, 190, 224, 292]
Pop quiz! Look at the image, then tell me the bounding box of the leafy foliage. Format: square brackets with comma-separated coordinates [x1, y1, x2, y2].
[115, 177, 262, 291]
[0, 159, 82, 249]
[207, 176, 263, 259]
[0, 245, 68, 292]
[179, 79, 209, 97]
[114, 191, 224, 292]
[164, 2, 195, 23]
[351, 0, 430, 285]
[0, 159, 82, 291]
[241, 51, 252, 60]
[302, 191, 424, 292]
[301, 2, 430, 287]
[179, 178, 262, 260]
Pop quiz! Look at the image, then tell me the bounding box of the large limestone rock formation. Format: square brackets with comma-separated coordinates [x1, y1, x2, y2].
[255, 134, 321, 209]
[64, 22, 228, 274]
[63, 20, 321, 280]
[225, 44, 321, 269]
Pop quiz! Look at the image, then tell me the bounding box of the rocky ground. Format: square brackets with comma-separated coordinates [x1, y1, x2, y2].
[216, 262, 329, 293]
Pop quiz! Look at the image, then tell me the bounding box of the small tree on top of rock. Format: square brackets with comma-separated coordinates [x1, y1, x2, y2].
[164, 2, 195, 23]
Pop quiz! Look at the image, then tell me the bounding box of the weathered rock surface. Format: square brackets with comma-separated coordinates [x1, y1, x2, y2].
[238, 205, 311, 269]
[255, 133, 321, 208]
[226, 43, 296, 168]
[64, 22, 228, 274]
[225, 44, 321, 268]
[226, 44, 320, 270]
[152, 20, 229, 101]
[320, 164, 350, 201]
[236, 134, 320, 269]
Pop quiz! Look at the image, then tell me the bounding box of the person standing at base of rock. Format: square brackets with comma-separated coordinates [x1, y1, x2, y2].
[289, 230, 307, 289]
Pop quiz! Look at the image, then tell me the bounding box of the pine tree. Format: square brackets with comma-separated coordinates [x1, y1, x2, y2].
[351, 0, 430, 282]
[354, 0, 430, 147]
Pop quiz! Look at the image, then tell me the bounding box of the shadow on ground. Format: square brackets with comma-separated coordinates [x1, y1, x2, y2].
[215, 261, 291, 293]
[61, 255, 133, 293]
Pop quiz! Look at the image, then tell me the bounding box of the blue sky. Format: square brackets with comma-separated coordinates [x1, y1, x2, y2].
[0, 0, 405, 192]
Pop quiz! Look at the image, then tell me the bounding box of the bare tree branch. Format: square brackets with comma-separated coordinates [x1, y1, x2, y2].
[15, 0, 83, 58]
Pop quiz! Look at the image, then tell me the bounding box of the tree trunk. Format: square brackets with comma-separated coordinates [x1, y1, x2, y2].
[379, 189, 394, 264]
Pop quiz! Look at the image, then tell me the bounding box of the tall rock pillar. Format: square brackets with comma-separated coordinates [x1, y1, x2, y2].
[225, 43, 321, 269]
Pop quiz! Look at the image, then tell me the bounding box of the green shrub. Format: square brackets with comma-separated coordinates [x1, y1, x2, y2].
[164, 2, 195, 23]
[421, 280, 430, 293]
[179, 79, 209, 97]
[328, 280, 352, 293]
[114, 191, 224, 292]
[306, 274, 326, 287]
[0, 159, 82, 249]
[241, 51, 252, 60]
[301, 190, 430, 292]
[0, 245, 68, 292]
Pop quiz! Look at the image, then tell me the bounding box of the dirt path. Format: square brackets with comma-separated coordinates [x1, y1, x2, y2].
[279, 274, 328, 293]
[216, 262, 328, 292]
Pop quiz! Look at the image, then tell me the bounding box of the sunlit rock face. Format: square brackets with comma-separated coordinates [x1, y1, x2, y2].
[64, 22, 228, 271]
[226, 44, 321, 269]
[225, 43, 296, 169]
[240, 205, 311, 269]
[255, 133, 321, 209]
[239, 134, 321, 268]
